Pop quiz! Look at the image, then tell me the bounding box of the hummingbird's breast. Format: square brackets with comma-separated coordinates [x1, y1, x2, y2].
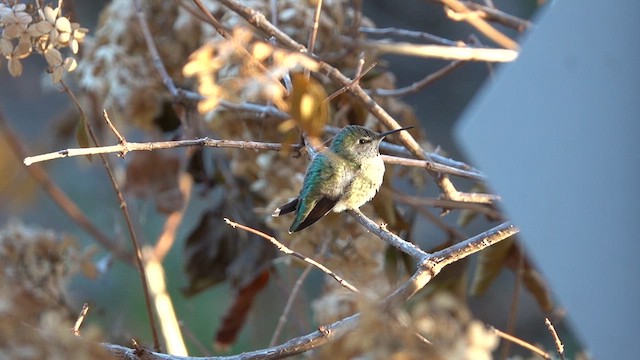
[333, 155, 385, 212]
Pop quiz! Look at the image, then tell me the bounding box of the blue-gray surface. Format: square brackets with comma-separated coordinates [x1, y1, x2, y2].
[456, 1, 640, 358]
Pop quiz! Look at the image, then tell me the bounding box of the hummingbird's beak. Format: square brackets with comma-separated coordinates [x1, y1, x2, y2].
[377, 126, 414, 139]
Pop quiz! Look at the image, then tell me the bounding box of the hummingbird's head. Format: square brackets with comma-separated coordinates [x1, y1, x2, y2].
[330, 125, 412, 162]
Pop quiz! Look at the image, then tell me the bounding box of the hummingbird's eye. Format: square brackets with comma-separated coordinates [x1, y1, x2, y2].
[358, 138, 371, 144]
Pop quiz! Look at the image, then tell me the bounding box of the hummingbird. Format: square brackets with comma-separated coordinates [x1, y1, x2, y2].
[273, 125, 413, 233]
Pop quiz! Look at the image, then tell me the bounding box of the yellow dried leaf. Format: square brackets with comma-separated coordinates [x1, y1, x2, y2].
[288, 72, 329, 138]
[252, 42, 273, 61]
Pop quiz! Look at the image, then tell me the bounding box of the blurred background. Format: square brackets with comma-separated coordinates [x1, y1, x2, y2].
[0, 0, 576, 358]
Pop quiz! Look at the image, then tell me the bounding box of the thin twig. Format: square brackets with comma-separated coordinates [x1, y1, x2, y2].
[359, 26, 462, 47]
[62, 81, 161, 351]
[325, 60, 377, 103]
[0, 109, 131, 263]
[143, 247, 188, 355]
[380, 155, 486, 181]
[545, 318, 566, 360]
[102, 110, 126, 145]
[23, 138, 298, 165]
[270, 238, 331, 346]
[347, 208, 429, 260]
[218, 100, 289, 119]
[438, 0, 519, 50]
[390, 189, 501, 219]
[191, 0, 232, 38]
[460, 1, 531, 32]
[224, 218, 360, 293]
[72, 303, 89, 336]
[430, 221, 516, 267]
[133, 0, 180, 98]
[348, 39, 518, 62]
[492, 327, 551, 359]
[367, 60, 465, 97]
[23, 138, 481, 180]
[270, 0, 278, 28]
[217, 0, 308, 52]
[500, 244, 523, 360]
[307, 0, 323, 56]
[270, 264, 313, 347]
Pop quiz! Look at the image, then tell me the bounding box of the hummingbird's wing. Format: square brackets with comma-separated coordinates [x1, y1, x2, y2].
[288, 153, 344, 233]
[289, 196, 338, 233]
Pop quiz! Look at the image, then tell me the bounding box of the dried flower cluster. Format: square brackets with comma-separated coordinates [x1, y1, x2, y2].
[183, 27, 319, 113]
[0, 222, 107, 359]
[0, 1, 87, 82]
[318, 293, 498, 359]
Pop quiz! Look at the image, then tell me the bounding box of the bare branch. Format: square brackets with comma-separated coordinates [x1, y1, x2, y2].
[23, 136, 482, 181]
[346, 39, 518, 62]
[360, 26, 462, 47]
[460, 1, 531, 32]
[23, 138, 298, 165]
[431, 221, 517, 268]
[143, 248, 188, 355]
[545, 318, 566, 360]
[133, 0, 180, 99]
[217, 0, 307, 52]
[389, 189, 502, 219]
[492, 327, 551, 360]
[347, 208, 429, 260]
[224, 218, 360, 293]
[367, 60, 465, 97]
[270, 265, 313, 347]
[325, 59, 377, 103]
[307, 0, 323, 56]
[437, 0, 519, 50]
[218, 100, 289, 119]
[102, 110, 127, 145]
[72, 303, 89, 336]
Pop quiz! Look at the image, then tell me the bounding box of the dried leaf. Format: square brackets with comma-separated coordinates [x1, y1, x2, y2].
[183, 180, 277, 348]
[182, 204, 276, 296]
[0, 133, 38, 209]
[522, 267, 554, 313]
[215, 270, 270, 350]
[288, 72, 329, 139]
[75, 116, 92, 161]
[469, 237, 514, 296]
[182, 209, 237, 296]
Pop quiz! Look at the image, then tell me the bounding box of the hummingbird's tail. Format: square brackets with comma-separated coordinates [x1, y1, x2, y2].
[272, 198, 299, 217]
